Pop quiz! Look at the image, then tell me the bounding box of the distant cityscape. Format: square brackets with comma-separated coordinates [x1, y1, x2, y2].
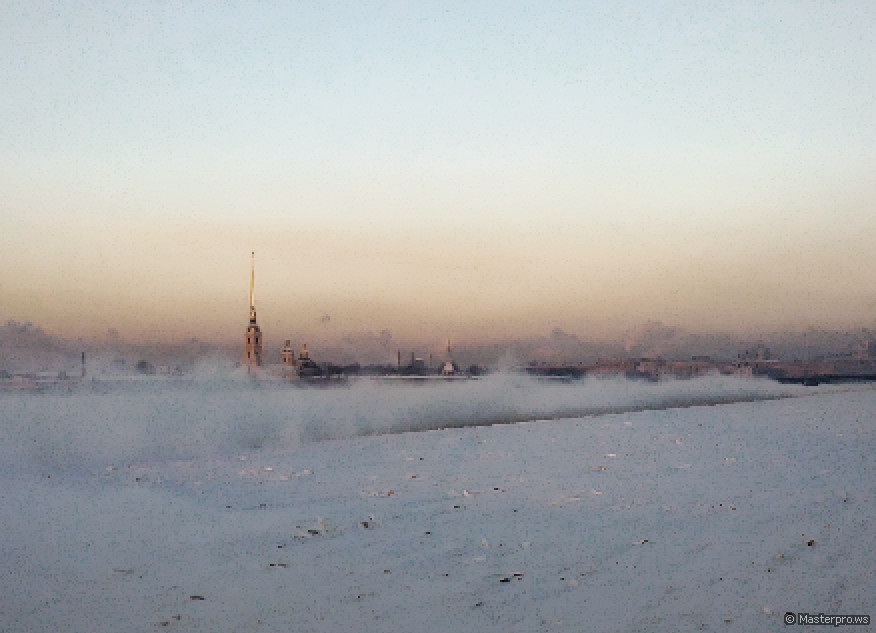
[236, 251, 876, 386]
[2, 253, 876, 390]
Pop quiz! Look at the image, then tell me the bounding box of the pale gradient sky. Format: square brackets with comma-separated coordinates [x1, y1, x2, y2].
[2, 1, 875, 346]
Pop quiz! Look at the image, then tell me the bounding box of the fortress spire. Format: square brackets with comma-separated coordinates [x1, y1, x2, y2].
[249, 251, 257, 324]
[242, 251, 263, 369]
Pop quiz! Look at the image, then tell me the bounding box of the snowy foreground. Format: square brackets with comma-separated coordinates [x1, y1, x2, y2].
[1, 375, 874, 632]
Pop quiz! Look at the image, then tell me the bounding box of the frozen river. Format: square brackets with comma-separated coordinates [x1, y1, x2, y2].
[2, 375, 874, 632]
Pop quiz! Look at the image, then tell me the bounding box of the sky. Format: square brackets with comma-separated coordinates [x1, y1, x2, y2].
[2, 0, 875, 348]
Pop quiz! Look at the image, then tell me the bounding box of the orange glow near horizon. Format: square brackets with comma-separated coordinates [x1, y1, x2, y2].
[2, 209, 874, 347]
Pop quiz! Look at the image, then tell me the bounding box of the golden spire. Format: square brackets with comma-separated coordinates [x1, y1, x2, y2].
[243, 251, 263, 370]
[249, 251, 257, 324]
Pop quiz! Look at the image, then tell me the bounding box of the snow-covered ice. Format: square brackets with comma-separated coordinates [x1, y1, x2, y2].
[1, 375, 874, 632]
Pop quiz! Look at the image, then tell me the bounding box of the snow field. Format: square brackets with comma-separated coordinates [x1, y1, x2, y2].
[1, 377, 873, 632]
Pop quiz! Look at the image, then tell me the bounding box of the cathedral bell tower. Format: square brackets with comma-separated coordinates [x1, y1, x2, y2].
[242, 252, 263, 370]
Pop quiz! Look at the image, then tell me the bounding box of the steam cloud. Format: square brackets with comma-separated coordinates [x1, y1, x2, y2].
[1, 372, 804, 473]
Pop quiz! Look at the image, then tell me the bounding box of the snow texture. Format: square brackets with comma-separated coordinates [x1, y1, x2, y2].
[1, 375, 874, 632]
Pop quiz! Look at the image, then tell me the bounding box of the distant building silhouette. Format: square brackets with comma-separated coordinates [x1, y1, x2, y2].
[281, 339, 295, 368]
[442, 339, 459, 376]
